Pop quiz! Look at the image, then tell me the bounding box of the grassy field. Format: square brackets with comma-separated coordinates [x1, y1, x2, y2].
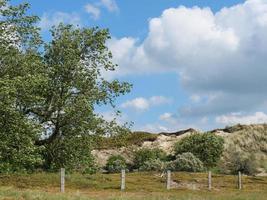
[0, 172, 266, 200]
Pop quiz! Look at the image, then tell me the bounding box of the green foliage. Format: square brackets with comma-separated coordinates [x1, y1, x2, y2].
[0, 0, 44, 173]
[105, 155, 126, 173]
[134, 148, 167, 170]
[95, 132, 158, 149]
[174, 133, 224, 168]
[169, 153, 204, 172]
[42, 137, 97, 173]
[139, 159, 167, 172]
[0, 1, 131, 172]
[0, 111, 44, 173]
[219, 150, 258, 175]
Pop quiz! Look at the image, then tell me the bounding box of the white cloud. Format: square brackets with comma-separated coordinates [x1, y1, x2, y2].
[216, 112, 267, 125]
[98, 110, 128, 125]
[107, 0, 267, 120]
[137, 124, 169, 133]
[121, 96, 171, 111]
[190, 95, 201, 103]
[99, 0, 119, 12]
[39, 12, 81, 30]
[150, 96, 172, 105]
[159, 112, 176, 124]
[121, 97, 150, 111]
[84, 0, 118, 21]
[85, 4, 101, 20]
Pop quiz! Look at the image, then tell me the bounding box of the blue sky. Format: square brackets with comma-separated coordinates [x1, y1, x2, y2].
[12, 0, 267, 132]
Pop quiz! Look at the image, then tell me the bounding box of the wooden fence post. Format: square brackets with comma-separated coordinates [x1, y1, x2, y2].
[166, 170, 171, 190]
[60, 168, 65, 193]
[238, 171, 242, 190]
[208, 171, 212, 191]
[121, 169, 126, 191]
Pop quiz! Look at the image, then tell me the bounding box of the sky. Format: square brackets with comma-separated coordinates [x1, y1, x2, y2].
[11, 0, 267, 132]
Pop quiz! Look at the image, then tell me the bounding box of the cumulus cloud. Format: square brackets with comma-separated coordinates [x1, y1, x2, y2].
[121, 96, 171, 111]
[216, 112, 267, 125]
[98, 110, 128, 125]
[84, 0, 118, 20]
[99, 0, 119, 12]
[159, 112, 176, 124]
[85, 4, 101, 20]
[39, 12, 81, 30]
[107, 0, 267, 121]
[137, 123, 169, 133]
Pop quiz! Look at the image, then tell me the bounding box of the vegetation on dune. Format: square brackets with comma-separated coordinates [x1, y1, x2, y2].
[94, 131, 158, 150]
[133, 148, 167, 170]
[174, 133, 224, 168]
[218, 124, 267, 175]
[170, 152, 204, 172]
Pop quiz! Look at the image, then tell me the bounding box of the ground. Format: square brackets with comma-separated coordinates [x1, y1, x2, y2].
[0, 172, 266, 200]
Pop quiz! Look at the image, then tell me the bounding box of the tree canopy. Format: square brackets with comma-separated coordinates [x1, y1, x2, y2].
[0, 0, 131, 172]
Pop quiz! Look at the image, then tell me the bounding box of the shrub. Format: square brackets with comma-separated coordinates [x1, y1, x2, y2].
[133, 148, 167, 169]
[219, 150, 258, 175]
[105, 155, 127, 173]
[174, 133, 224, 168]
[139, 159, 167, 172]
[170, 152, 204, 172]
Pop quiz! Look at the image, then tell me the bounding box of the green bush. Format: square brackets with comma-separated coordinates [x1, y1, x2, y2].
[170, 153, 204, 172]
[105, 155, 127, 173]
[219, 151, 258, 175]
[133, 148, 167, 169]
[139, 159, 167, 172]
[174, 133, 224, 168]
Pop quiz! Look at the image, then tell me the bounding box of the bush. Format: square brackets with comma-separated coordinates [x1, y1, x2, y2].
[139, 159, 167, 172]
[170, 153, 204, 172]
[219, 150, 258, 175]
[133, 148, 167, 169]
[105, 155, 127, 173]
[174, 133, 224, 168]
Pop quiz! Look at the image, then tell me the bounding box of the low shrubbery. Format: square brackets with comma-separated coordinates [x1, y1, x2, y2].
[133, 148, 167, 170]
[219, 149, 258, 175]
[174, 133, 224, 168]
[139, 159, 167, 172]
[105, 155, 127, 173]
[170, 152, 204, 172]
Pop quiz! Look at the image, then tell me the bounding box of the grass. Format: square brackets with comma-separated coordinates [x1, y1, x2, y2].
[0, 172, 267, 199]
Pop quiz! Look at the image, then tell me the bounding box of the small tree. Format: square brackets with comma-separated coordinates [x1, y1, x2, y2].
[106, 155, 126, 173]
[133, 148, 167, 170]
[170, 153, 204, 172]
[174, 133, 224, 168]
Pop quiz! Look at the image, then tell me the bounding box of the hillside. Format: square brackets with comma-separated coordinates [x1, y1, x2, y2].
[93, 124, 267, 173]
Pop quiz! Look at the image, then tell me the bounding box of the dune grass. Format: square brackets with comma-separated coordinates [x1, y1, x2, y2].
[0, 172, 266, 200]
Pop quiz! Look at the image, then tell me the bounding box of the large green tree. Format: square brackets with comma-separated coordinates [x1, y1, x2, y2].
[0, 0, 131, 172]
[0, 0, 44, 172]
